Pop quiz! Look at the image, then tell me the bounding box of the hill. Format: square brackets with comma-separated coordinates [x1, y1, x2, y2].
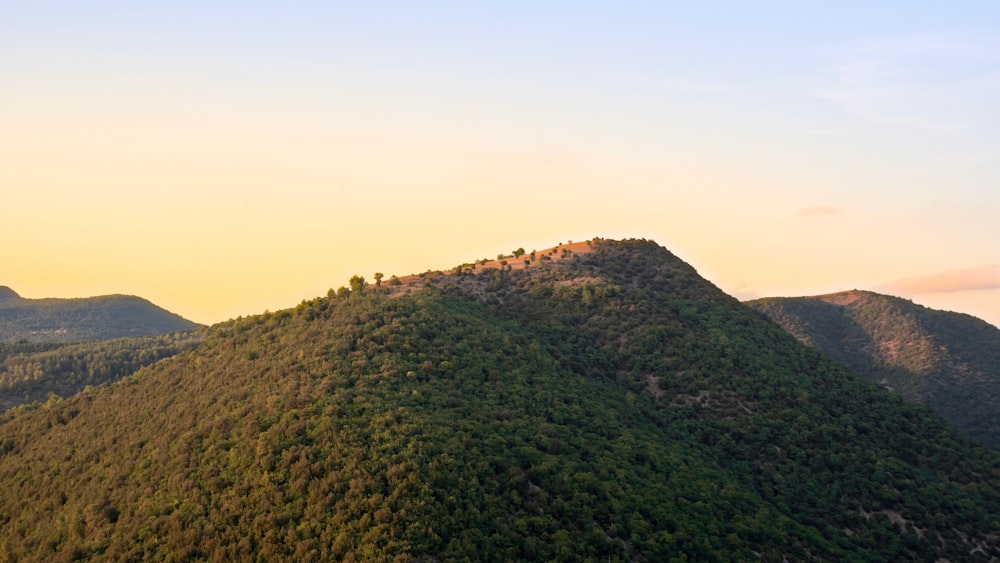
[747, 290, 1000, 449]
[1, 239, 998, 561]
[0, 287, 200, 343]
[0, 331, 206, 412]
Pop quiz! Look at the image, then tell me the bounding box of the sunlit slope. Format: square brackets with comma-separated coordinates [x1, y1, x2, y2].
[1, 239, 998, 561]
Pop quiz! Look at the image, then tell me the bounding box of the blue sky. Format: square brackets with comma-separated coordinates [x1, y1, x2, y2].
[3, 2, 999, 326]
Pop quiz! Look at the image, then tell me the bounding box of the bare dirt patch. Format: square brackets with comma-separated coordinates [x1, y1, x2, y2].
[384, 240, 597, 297]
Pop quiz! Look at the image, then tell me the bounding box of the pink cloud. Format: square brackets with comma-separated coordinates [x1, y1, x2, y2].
[799, 206, 843, 217]
[880, 264, 1000, 294]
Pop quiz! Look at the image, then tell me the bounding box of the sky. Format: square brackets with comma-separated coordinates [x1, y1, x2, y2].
[3, 2, 999, 327]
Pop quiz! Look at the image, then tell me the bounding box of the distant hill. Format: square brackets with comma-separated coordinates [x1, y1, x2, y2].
[0, 286, 200, 342]
[0, 331, 206, 412]
[1, 240, 998, 561]
[747, 290, 1000, 449]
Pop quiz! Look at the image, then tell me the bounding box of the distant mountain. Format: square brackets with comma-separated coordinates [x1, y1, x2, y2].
[1, 240, 998, 561]
[747, 290, 1000, 449]
[0, 286, 200, 342]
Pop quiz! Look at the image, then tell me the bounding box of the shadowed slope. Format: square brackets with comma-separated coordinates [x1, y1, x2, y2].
[748, 290, 1000, 449]
[0, 330, 206, 412]
[0, 288, 200, 343]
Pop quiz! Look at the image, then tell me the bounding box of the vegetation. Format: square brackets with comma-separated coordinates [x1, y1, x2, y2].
[0, 240, 998, 561]
[0, 286, 200, 343]
[0, 330, 206, 412]
[748, 290, 1000, 449]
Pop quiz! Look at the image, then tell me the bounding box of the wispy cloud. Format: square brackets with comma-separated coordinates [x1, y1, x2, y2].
[814, 34, 1000, 132]
[931, 149, 1000, 165]
[799, 205, 842, 217]
[721, 282, 762, 302]
[880, 264, 1000, 294]
[649, 75, 736, 95]
[669, 77, 734, 94]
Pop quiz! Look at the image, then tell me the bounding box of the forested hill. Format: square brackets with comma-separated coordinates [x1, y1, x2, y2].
[747, 290, 1000, 449]
[1, 239, 999, 561]
[0, 331, 206, 412]
[0, 287, 200, 342]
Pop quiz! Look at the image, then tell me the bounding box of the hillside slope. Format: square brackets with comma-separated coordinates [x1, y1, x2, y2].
[0, 286, 200, 343]
[1, 240, 998, 561]
[747, 290, 1000, 449]
[0, 331, 206, 412]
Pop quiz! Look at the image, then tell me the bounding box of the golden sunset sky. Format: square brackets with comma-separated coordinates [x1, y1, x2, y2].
[4, 2, 999, 327]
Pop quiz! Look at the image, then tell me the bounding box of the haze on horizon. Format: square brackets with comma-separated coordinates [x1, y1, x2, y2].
[3, 2, 999, 328]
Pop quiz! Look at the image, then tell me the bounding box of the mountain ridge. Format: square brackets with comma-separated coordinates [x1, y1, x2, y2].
[0, 287, 201, 343]
[747, 289, 1000, 449]
[1, 238, 998, 560]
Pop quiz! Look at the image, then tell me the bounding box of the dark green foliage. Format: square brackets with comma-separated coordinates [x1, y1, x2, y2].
[0, 330, 206, 412]
[748, 291, 1000, 449]
[0, 287, 200, 343]
[0, 241, 998, 561]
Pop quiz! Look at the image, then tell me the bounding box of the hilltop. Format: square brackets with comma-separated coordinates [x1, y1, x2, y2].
[0, 287, 200, 343]
[360, 240, 595, 295]
[747, 290, 1000, 449]
[1, 239, 998, 561]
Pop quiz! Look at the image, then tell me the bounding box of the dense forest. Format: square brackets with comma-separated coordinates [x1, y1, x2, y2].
[1, 239, 998, 561]
[0, 331, 206, 412]
[748, 290, 1000, 449]
[0, 286, 200, 343]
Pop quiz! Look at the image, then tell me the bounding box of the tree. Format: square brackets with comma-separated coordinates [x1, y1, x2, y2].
[512, 248, 525, 258]
[349, 275, 366, 294]
[374, 273, 384, 287]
